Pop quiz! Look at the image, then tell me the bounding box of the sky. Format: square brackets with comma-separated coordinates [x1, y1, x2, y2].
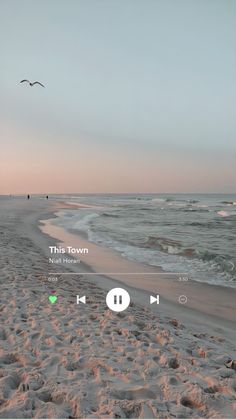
[0, 0, 236, 194]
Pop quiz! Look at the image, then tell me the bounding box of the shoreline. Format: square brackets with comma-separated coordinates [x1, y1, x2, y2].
[41, 200, 236, 290]
[40, 206, 236, 336]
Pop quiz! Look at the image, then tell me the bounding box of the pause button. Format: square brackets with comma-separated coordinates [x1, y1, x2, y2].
[106, 288, 130, 312]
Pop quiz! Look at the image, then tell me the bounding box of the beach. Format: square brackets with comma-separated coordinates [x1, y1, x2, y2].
[0, 197, 235, 418]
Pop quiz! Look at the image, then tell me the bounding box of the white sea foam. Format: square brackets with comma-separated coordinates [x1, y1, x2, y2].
[217, 211, 230, 217]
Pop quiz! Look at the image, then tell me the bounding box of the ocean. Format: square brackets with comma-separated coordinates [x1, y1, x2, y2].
[50, 194, 236, 288]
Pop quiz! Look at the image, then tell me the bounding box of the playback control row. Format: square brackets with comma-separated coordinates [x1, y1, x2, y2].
[48, 287, 188, 312]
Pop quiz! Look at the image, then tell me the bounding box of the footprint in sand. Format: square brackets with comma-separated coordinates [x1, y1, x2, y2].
[0, 374, 21, 398]
[111, 387, 157, 400]
[0, 353, 18, 365]
[0, 330, 7, 340]
[180, 396, 203, 410]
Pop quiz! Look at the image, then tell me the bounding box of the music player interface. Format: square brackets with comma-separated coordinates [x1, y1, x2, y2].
[0, 1, 236, 419]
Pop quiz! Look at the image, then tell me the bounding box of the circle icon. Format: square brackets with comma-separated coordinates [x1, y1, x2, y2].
[106, 288, 130, 312]
[178, 295, 187, 304]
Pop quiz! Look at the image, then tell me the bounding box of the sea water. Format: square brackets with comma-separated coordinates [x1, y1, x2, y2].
[50, 194, 236, 288]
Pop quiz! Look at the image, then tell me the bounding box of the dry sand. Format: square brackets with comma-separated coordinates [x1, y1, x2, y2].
[0, 197, 235, 418]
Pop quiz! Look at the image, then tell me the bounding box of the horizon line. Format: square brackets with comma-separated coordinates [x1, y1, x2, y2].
[1, 192, 235, 196]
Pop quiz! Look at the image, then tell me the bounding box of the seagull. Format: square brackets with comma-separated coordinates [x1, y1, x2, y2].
[20, 79, 45, 88]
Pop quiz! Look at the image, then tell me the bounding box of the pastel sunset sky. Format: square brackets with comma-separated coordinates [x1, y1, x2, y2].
[1, 0, 236, 194]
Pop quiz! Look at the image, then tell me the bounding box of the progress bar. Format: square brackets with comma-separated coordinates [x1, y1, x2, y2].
[48, 272, 188, 275]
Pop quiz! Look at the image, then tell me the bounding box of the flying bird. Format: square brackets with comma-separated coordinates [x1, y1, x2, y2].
[20, 79, 45, 88]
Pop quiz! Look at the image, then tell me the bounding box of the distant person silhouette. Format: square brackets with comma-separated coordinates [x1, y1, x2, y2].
[27, 194, 30, 200]
[46, 195, 49, 199]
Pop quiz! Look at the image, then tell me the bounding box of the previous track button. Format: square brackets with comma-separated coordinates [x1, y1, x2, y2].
[76, 295, 86, 304]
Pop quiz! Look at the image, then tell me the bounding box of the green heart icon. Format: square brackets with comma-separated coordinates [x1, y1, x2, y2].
[49, 295, 58, 304]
